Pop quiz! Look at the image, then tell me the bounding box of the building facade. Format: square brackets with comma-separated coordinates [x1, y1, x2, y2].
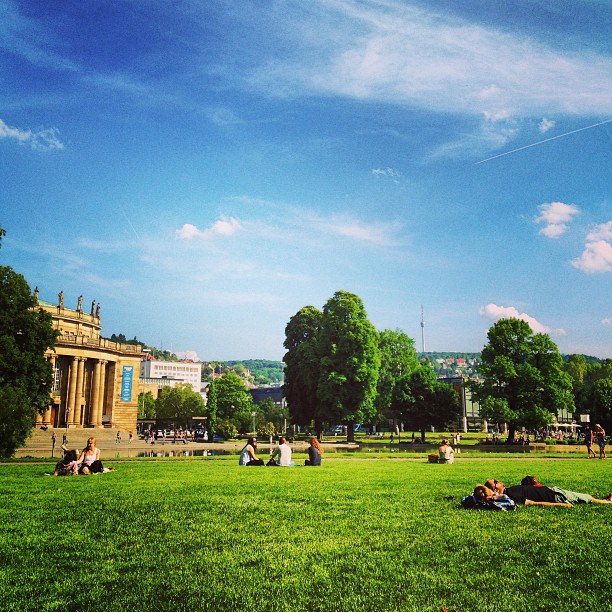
[140, 358, 202, 393]
[35, 294, 142, 432]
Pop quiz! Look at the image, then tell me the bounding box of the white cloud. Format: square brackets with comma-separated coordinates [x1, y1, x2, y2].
[372, 167, 401, 182]
[250, 1, 612, 120]
[173, 350, 201, 361]
[602, 318, 612, 327]
[0, 117, 64, 151]
[303, 210, 401, 247]
[539, 118, 555, 133]
[479, 303, 566, 336]
[176, 217, 241, 240]
[327, 219, 390, 243]
[535, 202, 580, 238]
[571, 221, 612, 273]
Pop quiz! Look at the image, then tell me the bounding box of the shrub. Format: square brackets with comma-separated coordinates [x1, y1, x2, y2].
[216, 420, 238, 440]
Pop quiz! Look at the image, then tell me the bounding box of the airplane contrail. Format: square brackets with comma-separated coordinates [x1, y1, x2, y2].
[475, 118, 612, 165]
[122, 210, 141, 240]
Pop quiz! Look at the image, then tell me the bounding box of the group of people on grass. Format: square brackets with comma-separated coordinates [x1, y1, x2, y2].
[239, 436, 323, 467]
[53, 437, 114, 476]
[464, 475, 612, 510]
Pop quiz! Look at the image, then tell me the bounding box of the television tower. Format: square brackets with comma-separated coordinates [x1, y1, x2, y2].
[420, 305, 426, 353]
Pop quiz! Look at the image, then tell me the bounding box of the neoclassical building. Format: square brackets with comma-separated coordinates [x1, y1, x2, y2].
[35, 292, 142, 432]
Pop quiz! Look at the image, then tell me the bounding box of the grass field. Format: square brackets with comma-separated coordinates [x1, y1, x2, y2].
[1, 457, 610, 611]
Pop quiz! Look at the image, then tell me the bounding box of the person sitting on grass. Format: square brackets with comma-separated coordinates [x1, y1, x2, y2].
[305, 437, 323, 466]
[269, 436, 294, 466]
[239, 436, 265, 466]
[485, 478, 612, 506]
[438, 439, 455, 464]
[53, 448, 79, 476]
[77, 437, 112, 474]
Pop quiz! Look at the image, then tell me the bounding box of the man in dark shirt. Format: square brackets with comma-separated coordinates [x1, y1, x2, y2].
[485, 479, 612, 506]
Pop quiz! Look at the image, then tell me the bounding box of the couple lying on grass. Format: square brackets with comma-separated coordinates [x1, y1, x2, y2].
[53, 437, 114, 475]
[464, 475, 612, 510]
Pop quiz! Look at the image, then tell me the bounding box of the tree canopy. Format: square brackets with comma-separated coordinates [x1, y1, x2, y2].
[471, 318, 574, 442]
[376, 329, 420, 423]
[283, 305, 322, 431]
[206, 372, 254, 435]
[0, 226, 58, 456]
[155, 384, 206, 421]
[316, 291, 380, 442]
[392, 364, 461, 439]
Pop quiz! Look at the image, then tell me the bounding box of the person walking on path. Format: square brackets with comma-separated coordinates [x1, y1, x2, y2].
[594, 424, 607, 459]
[584, 425, 597, 459]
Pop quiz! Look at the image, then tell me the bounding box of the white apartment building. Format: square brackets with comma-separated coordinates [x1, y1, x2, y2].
[140, 359, 202, 393]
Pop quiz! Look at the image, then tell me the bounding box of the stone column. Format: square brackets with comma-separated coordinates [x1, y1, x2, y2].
[74, 357, 87, 426]
[89, 359, 102, 427]
[95, 360, 108, 427]
[43, 354, 57, 426]
[67, 356, 79, 426]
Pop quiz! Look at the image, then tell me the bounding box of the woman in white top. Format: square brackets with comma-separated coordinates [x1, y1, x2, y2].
[438, 439, 455, 464]
[239, 436, 264, 466]
[78, 437, 105, 474]
[270, 436, 294, 466]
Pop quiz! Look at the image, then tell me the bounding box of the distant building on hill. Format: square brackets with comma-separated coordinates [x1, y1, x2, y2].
[140, 357, 202, 394]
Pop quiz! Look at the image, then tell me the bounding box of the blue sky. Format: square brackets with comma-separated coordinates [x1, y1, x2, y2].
[1, 0, 611, 360]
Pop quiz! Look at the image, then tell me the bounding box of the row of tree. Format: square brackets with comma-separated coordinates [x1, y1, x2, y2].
[283, 291, 462, 442]
[138, 373, 287, 439]
[284, 291, 612, 444]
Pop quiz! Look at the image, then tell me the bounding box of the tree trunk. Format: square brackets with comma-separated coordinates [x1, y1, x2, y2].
[314, 419, 322, 441]
[420, 427, 426, 444]
[505, 424, 516, 444]
[347, 422, 355, 443]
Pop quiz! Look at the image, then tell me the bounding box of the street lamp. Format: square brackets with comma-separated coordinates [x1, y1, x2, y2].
[251, 411, 257, 435]
[65, 405, 70, 443]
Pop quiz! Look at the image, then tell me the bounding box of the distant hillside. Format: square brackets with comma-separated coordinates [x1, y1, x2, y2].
[204, 360, 284, 384]
[419, 352, 481, 377]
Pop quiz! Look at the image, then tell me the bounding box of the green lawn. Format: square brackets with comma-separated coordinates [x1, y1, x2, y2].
[1, 458, 610, 611]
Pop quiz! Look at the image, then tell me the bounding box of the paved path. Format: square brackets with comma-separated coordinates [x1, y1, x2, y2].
[14, 427, 329, 459]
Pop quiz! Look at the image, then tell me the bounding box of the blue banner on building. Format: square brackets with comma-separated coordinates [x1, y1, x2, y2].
[121, 365, 134, 402]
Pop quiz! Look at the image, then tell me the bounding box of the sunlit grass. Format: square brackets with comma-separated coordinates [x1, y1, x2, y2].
[0, 458, 610, 611]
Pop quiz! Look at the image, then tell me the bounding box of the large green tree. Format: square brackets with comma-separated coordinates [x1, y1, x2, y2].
[375, 329, 420, 428]
[568, 359, 612, 429]
[137, 391, 157, 419]
[590, 378, 612, 429]
[206, 372, 254, 435]
[0, 227, 58, 456]
[392, 364, 460, 440]
[155, 384, 206, 422]
[471, 318, 574, 443]
[317, 290, 380, 442]
[283, 305, 323, 434]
